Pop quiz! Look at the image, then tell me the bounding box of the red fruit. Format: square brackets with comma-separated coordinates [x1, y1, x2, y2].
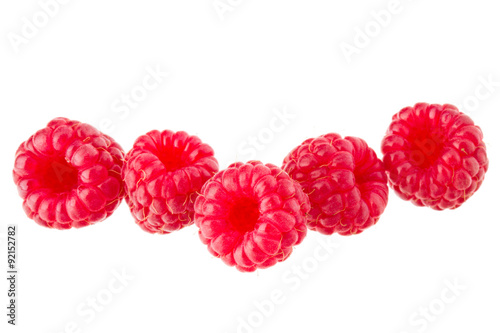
[194, 161, 310, 272]
[13, 117, 125, 229]
[283, 134, 389, 236]
[381, 103, 488, 209]
[122, 130, 218, 234]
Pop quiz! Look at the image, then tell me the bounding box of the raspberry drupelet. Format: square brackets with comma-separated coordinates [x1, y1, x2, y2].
[381, 103, 488, 210]
[122, 130, 218, 234]
[194, 161, 310, 272]
[283, 134, 389, 236]
[13, 117, 125, 229]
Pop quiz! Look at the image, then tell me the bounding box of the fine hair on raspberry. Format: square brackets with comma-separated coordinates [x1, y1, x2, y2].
[12, 117, 126, 229]
[381, 103, 488, 209]
[283, 133, 389, 236]
[194, 161, 310, 272]
[122, 130, 219, 234]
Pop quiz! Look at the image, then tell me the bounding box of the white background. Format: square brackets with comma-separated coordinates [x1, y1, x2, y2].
[1, 1, 499, 332]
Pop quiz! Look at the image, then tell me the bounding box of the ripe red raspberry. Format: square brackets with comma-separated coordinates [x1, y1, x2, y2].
[381, 103, 488, 210]
[283, 134, 389, 236]
[122, 130, 218, 234]
[12, 117, 125, 229]
[194, 161, 310, 272]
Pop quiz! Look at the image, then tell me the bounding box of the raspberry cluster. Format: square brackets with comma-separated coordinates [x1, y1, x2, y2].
[283, 134, 389, 235]
[381, 103, 488, 209]
[194, 161, 309, 272]
[122, 130, 218, 234]
[13, 118, 125, 229]
[12, 103, 488, 271]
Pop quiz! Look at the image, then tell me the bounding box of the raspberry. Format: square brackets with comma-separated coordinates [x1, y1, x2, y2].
[194, 161, 310, 272]
[381, 103, 488, 210]
[12, 117, 125, 229]
[122, 130, 218, 234]
[283, 134, 389, 236]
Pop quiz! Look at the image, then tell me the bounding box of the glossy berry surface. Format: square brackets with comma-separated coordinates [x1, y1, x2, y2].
[13, 117, 125, 229]
[194, 161, 310, 272]
[381, 103, 488, 210]
[283, 134, 388, 236]
[122, 130, 218, 234]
